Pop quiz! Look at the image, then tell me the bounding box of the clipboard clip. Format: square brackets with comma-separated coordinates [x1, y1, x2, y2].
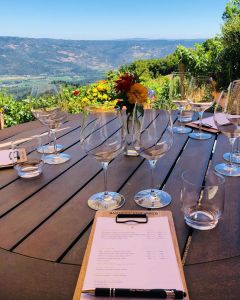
[116, 213, 148, 224]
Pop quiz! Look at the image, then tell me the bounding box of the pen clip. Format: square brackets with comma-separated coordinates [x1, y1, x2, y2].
[116, 214, 148, 224]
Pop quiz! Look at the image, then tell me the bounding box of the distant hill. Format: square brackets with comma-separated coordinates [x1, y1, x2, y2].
[0, 36, 204, 76]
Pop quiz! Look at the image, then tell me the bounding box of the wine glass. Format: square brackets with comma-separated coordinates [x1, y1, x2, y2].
[188, 76, 215, 140]
[133, 107, 173, 208]
[31, 83, 65, 156]
[30, 83, 71, 165]
[214, 85, 240, 176]
[223, 137, 240, 164]
[80, 108, 126, 210]
[169, 72, 192, 134]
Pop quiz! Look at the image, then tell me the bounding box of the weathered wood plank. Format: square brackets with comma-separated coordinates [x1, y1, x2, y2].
[185, 133, 240, 265]
[184, 256, 240, 300]
[0, 248, 79, 300]
[61, 227, 91, 265]
[0, 141, 85, 216]
[0, 117, 82, 188]
[12, 112, 179, 261]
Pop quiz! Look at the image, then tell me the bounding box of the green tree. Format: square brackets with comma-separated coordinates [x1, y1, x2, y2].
[218, 0, 240, 87]
[222, 0, 240, 21]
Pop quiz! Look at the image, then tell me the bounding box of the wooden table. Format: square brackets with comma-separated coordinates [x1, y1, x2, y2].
[0, 113, 239, 300]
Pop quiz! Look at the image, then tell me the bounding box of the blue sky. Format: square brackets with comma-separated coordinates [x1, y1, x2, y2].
[0, 0, 228, 40]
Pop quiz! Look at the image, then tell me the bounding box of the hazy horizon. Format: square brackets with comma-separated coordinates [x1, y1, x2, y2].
[0, 35, 207, 41]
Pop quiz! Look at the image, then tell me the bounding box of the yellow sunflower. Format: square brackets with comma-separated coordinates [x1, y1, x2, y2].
[127, 83, 148, 104]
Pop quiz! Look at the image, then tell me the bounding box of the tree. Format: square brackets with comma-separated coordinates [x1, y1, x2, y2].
[222, 0, 240, 21]
[218, 0, 240, 86]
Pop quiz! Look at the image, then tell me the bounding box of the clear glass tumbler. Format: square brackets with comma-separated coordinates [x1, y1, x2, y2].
[14, 135, 45, 178]
[181, 170, 225, 230]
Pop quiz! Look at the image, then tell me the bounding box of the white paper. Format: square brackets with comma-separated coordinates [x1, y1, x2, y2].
[81, 216, 184, 300]
[0, 149, 15, 166]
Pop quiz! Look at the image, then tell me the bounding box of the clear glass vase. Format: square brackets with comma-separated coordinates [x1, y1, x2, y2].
[124, 114, 139, 156]
[122, 106, 140, 156]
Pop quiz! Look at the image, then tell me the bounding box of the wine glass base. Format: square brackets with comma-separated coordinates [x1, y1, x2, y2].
[134, 189, 172, 209]
[189, 132, 212, 140]
[215, 163, 240, 177]
[37, 144, 64, 154]
[44, 153, 71, 165]
[223, 152, 240, 164]
[88, 191, 125, 211]
[173, 126, 192, 134]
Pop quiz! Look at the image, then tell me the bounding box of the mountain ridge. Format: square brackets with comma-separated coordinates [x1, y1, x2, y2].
[0, 36, 204, 76]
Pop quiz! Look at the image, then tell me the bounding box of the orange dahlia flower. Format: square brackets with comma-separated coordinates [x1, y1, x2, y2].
[127, 83, 148, 104]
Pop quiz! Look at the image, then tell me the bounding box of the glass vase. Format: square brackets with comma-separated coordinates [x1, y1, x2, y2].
[122, 106, 140, 156]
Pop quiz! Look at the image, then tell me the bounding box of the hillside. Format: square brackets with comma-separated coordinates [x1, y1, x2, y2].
[0, 36, 204, 76]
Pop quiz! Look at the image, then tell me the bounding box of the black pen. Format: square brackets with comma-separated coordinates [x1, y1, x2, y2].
[82, 288, 186, 299]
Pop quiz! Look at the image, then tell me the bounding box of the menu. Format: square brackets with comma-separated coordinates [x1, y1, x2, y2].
[73, 211, 188, 300]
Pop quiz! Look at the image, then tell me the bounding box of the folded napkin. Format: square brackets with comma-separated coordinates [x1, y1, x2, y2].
[186, 115, 229, 134]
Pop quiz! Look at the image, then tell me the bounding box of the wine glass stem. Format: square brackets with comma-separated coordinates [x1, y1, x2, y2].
[229, 137, 236, 167]
[198, 111, 204, 134]
[50, 129, 58, 156]
[236, 138, 240, 155]
[149, 159, 157, 193]
[179, 106, 184, 128]
[48, 129, 54, 149]
[101, 162, 109, 197]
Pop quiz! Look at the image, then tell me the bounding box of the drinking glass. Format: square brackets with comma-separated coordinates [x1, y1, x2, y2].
[31, 84, 71, 165]
[188, 76, 215, 140]
[80, 108, 126, 210]
[181, 170, 225, 230]
[169, 72, 192, 134]
[14, 135, 45, 178]
[133, 107, 173, 208]
[214, 84, 240, 176]
[30, 84, 64, 154]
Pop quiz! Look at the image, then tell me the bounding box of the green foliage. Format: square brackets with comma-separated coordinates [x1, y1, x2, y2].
[175, 39, 224, 79]
[222, 0, 240, 21]
[218, 11, 240, 86]
[144, 76, 174, 110]
[0, 91, 34, 127]
[124, 53, 178, 80]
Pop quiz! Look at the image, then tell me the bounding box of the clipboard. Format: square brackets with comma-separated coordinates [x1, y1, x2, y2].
[73, 210, 189, 300]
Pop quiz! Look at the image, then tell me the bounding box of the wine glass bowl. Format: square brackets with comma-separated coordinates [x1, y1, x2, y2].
[30, 84, 64, 154]
[169, 73, 192, 134]
[133, 108, 173, 208]
[30, 84, 71, 164]
[214, 84, 240, 176]
[188, 76, 215, 140]
[80, 108, 126, 210]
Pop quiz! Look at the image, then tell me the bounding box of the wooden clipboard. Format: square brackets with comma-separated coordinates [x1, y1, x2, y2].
[73, 210, 189, 300]
[185, 122, 219, 134]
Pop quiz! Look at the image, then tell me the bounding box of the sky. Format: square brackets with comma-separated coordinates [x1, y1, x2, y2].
[0, 0, 229, 40]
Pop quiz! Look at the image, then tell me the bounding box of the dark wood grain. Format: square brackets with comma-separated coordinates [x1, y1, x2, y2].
[0, 248, 79, 300]
[184, 256, 240, 300]
[186, 133, 240, 265]
[0, 117, 82, 188]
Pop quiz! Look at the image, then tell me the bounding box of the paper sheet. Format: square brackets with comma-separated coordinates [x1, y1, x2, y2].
[81, 216, 184, 299]
[192, 114, 229, 129]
